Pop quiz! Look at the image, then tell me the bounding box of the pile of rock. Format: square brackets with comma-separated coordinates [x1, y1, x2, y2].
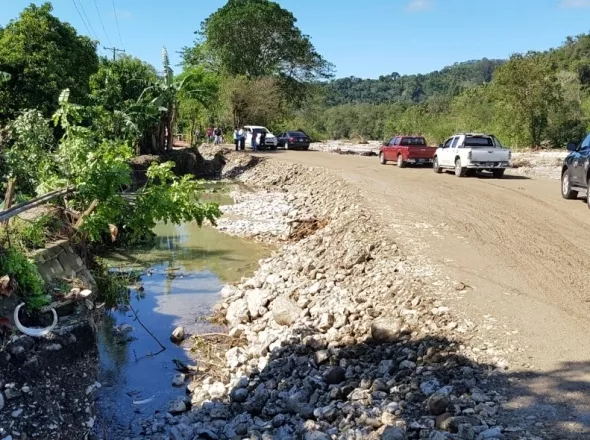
[309, 140, 381, 156]
[134, 154, 540, 440]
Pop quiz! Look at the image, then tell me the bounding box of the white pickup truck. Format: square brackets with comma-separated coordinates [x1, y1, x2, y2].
[433, 133, 511, 178]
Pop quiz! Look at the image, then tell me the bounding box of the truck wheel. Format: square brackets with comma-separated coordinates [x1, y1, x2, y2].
[284, 142, 289, 150]
[397, 154, 407, 168]
[561, 170, 578, 199]
[433, 156, 442, 173]
[454, 159, 466, 177]
[270, 144, 277, 150]
[492, 169, 505, 179]
[379, 153, 387, 165]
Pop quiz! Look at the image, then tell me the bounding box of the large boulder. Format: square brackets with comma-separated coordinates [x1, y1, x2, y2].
[246, 289, 268, 319]
[271, 296, 302, 326]
[226, 299, 250, 325]
[371, 317, 404, 343]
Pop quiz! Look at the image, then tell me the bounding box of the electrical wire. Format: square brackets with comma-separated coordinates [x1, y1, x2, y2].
[112, 0, 125, 48]
[93, 0, 112, 46]
[75, 0, 99, 41]
[70, 0, 96, 39]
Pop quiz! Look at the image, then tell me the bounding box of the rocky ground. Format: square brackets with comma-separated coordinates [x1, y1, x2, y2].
[510, 151, 566, 180]
[310, 140, 381, 156]
[120, 147, 557, 440]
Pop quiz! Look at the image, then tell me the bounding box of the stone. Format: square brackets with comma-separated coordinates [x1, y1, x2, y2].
[168, 397, 188, 414]
[11, 408, 23, 418]
[420, 379, 441, 396]
[304, 431, 330, 440]
[381, 426, 407, 440]
[318, 313, 334, 332]
[170, 423, 194, 440]
[209, 382, 226, 399]
[227, 299, 250, 324]
[314, 349, 330, 365]
[271, 296, 302, 326]
[429, 432, 449, 440]
[458, 424, 476, 440]
[170, 326, 185, 343]
[246, 289, 267, 318]
[371, 318, 404, 342]
[172, 373, 186, 387]
[323, 367, 346, 385]
[230, 387, 248, 403]
[226, 346, 248, 369]
[427, 393, 450, 416]
[0, 392, 4, 411]
[439, 416, 482, 433]
[4, 388, 21, 400]
[228, 327, 243, 338]
[399, 360, 416, 370]
[478, 427, 504, 439]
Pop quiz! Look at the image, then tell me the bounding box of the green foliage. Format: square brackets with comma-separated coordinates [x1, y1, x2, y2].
[2, 110, 55, 195]
[0, 248, 48, 310]
[0, 2, 99, 123]
[126, 161, 222, 242]
[194, 0, 333, 82]
[89, 55, 158, 112]
[1, 215, 61, 250]
[91, 258, 130, 308]
[324, 59, 505, 106]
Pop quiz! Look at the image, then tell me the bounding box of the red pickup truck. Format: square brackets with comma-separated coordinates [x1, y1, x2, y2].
[379, 136, 435, 168]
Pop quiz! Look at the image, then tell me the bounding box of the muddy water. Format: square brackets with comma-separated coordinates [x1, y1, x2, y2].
[95, 214, 270, 437]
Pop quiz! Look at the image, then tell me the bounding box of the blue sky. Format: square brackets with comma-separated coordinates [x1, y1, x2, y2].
[2, 0, 590, 79]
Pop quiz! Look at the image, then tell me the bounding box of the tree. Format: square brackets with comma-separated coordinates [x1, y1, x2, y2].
[195, 0, 333, 82]
[0, 3, 99, 122]
[89, 55, 157, 112]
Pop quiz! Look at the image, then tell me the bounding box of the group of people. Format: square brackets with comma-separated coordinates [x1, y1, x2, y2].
[232, 127, 266, 152]
[205, 126, 223, 144]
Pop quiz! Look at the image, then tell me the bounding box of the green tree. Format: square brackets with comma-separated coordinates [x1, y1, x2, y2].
[194, 0, 333, 82]
[0, 3, 99, 122]
[89, 55, 157, 112]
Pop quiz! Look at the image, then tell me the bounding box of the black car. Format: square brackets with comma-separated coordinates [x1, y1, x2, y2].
[276, 131, 311, 150]
[561, 132, 590, 206]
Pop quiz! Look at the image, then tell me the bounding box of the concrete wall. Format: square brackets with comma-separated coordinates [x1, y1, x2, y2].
[30, 239, 96, 289]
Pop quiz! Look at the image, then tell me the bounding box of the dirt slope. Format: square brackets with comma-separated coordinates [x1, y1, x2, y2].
[257, 149, 590, 436]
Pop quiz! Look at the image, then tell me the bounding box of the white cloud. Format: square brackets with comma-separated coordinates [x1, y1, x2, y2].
[559, 0, 590, 7]
[406, 0, 435, 12]
[114, 8, 132, 20]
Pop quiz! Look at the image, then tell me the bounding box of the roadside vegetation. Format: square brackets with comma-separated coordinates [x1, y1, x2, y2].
[0, 0, 589, 311]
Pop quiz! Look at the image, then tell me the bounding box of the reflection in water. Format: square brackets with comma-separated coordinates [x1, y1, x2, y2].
[95, 221, 271, 437]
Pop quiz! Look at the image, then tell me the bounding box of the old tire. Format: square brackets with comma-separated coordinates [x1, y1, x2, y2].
[397, 154, 407, 168]
[492, 169, 505, 179]
[561, 170, 578, 200]
[433, 156, 442, 174]
[379, 153, 387, 165]
[455, 159, 466, 177]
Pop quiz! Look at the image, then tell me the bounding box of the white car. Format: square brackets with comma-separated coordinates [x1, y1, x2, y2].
[243, 125, 278, 149]
[433, 133, 511, 178]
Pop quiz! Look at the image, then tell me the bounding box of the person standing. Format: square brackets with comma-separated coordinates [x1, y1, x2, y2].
[259, 130, 267, 150]
[233, 127, 240, 151]
[251, 130, 258, 151]
[214, 127, 222, 145]
[206, 126, 213, 143]
[239, 127, 246, 151]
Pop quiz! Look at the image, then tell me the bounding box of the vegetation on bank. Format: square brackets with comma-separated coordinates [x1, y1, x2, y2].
[0, 0, 589, 309]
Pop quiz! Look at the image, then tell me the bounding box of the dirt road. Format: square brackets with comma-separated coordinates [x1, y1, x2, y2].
[259, 149, 590, 436]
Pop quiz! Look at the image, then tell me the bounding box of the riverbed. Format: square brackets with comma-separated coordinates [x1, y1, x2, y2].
[94, 216, 271, 437]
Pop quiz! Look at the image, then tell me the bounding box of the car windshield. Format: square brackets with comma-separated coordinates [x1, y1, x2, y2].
[400, 137, 426, 146]
[253, 129, 268, 135]
[465, 136, 494, 147]
[287, 131, 306, 137]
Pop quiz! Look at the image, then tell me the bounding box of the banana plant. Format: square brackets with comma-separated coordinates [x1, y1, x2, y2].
[135, 47, 199, 153]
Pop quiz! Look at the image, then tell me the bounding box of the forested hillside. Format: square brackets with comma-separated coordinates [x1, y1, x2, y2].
[293, 34, 590, 148]
[324, 58, 505, 105]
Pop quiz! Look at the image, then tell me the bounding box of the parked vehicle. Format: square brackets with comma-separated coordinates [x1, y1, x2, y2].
[276, 131, 311, 150]
[433, 133, 511, 178]
[561, 132, 590, 207]
[379, 136, 434, 167]
[244, 125, 278, 149]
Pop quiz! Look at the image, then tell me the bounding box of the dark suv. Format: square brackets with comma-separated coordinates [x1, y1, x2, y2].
[561, 132, 590, 206]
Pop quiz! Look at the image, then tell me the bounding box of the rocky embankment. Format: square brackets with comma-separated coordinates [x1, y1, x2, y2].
[133, 149, 544, 440]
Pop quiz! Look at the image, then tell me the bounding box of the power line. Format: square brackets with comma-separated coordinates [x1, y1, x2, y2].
[112, 0, 124, 48]
[104, 46, 125, 61]
[93, 0, 112, 46]
[70, 0, 95, 39]
[75, 0, 99, 41]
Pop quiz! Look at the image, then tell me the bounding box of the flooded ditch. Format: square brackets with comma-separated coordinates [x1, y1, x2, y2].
[93, 186, 271, 438]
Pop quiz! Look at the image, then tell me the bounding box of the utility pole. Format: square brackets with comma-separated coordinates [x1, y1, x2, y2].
[103, 46, 125, 61]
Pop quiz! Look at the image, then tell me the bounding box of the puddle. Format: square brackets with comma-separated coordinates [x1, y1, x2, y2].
[94, 214, 271, 437]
